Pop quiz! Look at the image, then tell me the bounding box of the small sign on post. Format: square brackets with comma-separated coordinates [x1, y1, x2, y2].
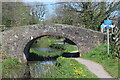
[104, 20, 112, 54]
[100, 24, 104, 33]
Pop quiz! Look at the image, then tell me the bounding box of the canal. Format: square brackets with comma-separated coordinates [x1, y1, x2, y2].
[24, 36, 79, 78]
[25, 46, 79, 78]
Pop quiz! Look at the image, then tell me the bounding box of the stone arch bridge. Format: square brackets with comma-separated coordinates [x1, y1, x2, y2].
[1, 24, 106, 60]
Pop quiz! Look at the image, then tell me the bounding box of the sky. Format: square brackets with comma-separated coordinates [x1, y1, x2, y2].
[23, 0, 58, 20]
[23, 0, 119, 20]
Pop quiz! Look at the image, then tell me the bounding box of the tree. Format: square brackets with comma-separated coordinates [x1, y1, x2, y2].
[2, 2, 15, 27]
[29, 3, 46, 24]
[52, 3, 79, 25]
[2, 2, 47, 27]
[53, 2, 119, 30]
[111, 17, 120, 57]
[2, 2, 32, 27]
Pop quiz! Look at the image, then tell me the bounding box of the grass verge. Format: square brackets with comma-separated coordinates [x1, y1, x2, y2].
[64, 45, 78, 53]
[81, 44, 119, 78]
[39, 57, 97, 78]
[49, 44, 78, 52]
[30, 44, 78, 57]
[2, 53, 26, 78]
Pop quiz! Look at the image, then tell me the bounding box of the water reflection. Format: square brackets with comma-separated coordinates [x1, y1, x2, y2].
[28, 61, 56, 78]
[27, 44, 79, 78]
[36, 48, 55, 52]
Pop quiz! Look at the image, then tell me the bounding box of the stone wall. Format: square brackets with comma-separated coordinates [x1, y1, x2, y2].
[1, 24, 106, 60]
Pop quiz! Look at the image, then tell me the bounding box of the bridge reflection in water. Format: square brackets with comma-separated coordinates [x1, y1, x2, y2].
[24, 47, 79, 78]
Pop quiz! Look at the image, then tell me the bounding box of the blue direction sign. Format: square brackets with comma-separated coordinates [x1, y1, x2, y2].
[104, 20, 112, 25]
[106, 25, 110, 29]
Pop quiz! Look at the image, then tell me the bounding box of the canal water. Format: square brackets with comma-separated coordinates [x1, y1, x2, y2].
[26, 48, 59, 78]
[26, 47, 79, 78]
[29, 60, 56, 78]
[36, 48, 56, 52]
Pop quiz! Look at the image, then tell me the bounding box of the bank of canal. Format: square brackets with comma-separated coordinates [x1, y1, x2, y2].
[2, 36, 97, 78]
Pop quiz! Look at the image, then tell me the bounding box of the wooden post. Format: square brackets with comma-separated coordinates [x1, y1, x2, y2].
[107, 28, 110, 54]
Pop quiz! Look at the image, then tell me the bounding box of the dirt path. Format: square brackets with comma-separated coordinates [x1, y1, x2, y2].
[74, 58, 113, 78]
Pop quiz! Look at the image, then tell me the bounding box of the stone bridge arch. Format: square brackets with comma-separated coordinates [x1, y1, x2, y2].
[1, 24, 106, 60]
[23, 32, 80, 60]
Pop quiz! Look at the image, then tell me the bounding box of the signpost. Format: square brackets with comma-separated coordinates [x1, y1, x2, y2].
[103, 20, 112, 54]
[106, 25, 110, 54]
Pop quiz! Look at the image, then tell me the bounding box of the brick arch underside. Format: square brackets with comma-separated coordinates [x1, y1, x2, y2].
[22, 32, 79, 60]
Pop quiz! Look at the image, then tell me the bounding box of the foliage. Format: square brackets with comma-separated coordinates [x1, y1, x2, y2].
[3, 58, 20, 68]
[81, 44, 119, 78]
[31, 37, 50, 48]
[49, 2, 119, 31]
[29, 3, 46, 24]
[30, 43, 78, 57]
[2, 2, 46, 28]
[49, 44, 66, 50]
[2, 2, 31, 27]
[111, 25, 120, 57]
[30, 3, 46, 21]
[2, 53, 26, 78]
[2, 53, 22, 68]
[30, 49, 64, 57]
[39, 57, 97, 78]
[31, 36, 65, 48]
[64, 45, 78, 53]
[30, 36, 78, 57]
[49, 43, 78, 52]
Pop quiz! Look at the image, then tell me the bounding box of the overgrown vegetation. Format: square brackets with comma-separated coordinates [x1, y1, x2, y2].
[64, 45, 78, 53]
[39, 57, 97, 78]
[110, 26, 120, 57]
[81, 44, 119, 78]
[2, 2, 46, 29]
[46, 2, 119, 31]
[30, 49, 64, 57]
[49, 44, 66, 50]
[49, 44, 78, 52]
[2, 53, 26, 78]
[30, 36, 78, 57]
[30, 44, 78, 57]
[2, 2, 119, 31]
[31, 36, 65, 48]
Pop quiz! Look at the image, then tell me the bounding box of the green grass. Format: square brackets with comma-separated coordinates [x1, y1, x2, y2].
[64, 45, 78, 53]
[30, 49, 64, 57]
[81, 44, 119, 78]
[49, 44, 66, 50]
[31, 36, 65, 48]
[30, 36, 78, 57]
[31, 37, 51, 48]
[2, 53, 26, 78]
[39, 57, 97, 78]
[49, 44, 78, 52]
[30, 44, 78, 57]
